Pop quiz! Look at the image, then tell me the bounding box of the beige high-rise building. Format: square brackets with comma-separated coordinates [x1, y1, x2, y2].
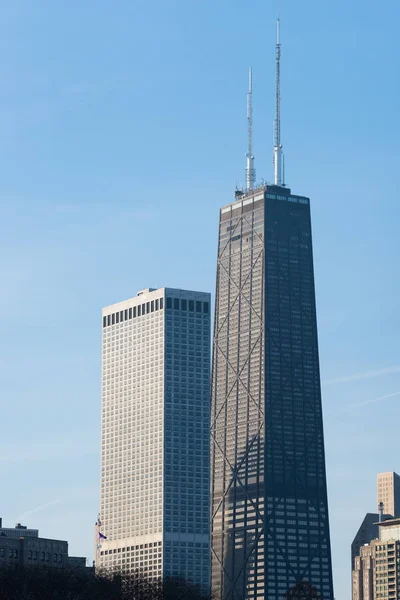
[352, 518, 400, 600]
[97, 287, 211, 590]
[377, 473, 400, 517]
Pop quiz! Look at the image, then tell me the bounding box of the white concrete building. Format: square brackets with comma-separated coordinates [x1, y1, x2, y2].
[97, 287, 210, 590]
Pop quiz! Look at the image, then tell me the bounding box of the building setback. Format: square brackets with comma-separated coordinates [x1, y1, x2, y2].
[352, 517, 400, 600]
[210, 184, 334, 600]
[351, 474, 397, 572]
[97, 287, 210, 591]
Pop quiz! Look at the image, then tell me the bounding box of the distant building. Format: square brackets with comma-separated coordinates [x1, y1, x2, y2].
[353, 517, 400, 600]
[0, 519, 86, 569]
[97, 287, 211, 591]
[377, 472, 400, 518]
[0, 519, 38, 538]
[352, 473, 399, 572]
[351, 513, 392, 570]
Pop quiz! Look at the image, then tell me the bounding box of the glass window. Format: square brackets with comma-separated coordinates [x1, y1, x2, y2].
[103, 316, 106, 327]
[196, 301, 202, 313]
[182, 299, 187, 311]
[112, 313, 115, 325]
[133, 306, 136, 318]
[174, 298, 179, 310]
[167, 297, 172, 309]
[129, 308, 132, 319]
[138, 305, 141, 317]
[203, 302, 209, 314]
[189, 300, 194, 312]
[160, 297, 164, 309]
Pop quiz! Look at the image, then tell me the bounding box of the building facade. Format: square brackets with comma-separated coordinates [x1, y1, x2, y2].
[98, 287, 210, 590]
[352, 514, 381, 571]
[377, 473, 400, 518]
[352, 474, 396, 572]
[0, 519, 86, 569]
[353, 518, 400, 600]
[210, 185, 334, 600]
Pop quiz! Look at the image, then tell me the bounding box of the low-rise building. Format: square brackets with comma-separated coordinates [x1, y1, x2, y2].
[0, 518, 86, 569]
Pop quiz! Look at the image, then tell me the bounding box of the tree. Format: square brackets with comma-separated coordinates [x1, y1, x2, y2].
[285, 580, 322, 600]
[0, 566, 212, 600]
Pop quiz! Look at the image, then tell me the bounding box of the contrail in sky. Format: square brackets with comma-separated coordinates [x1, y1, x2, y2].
[324, 366, 400, 386]
[350, 391, 400, 409]
[16, 499, 62, 522]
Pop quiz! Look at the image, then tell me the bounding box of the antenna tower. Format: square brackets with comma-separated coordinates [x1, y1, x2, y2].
[246, 67, 256, 190]
[273, 14, 283, 186]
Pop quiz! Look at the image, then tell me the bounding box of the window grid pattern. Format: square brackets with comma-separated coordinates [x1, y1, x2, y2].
[98, 288, 210, 590]
[211, 186, 334, 600]
[99, 292, 165, 579]
[264, 190, 334, 600]
[211, 192, 265, 600]
[164, 292, 211, 591]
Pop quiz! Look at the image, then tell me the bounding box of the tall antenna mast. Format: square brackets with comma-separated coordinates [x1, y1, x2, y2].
[246, 67, 256, 190]
[273, 13, 283, 186]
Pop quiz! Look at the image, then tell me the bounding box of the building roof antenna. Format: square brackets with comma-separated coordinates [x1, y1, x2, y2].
[246, 67, 256, 191]
[273, 3, 283, 186]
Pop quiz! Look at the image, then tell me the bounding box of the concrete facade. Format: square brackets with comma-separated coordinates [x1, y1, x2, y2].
[377, 473, 400, 518]
[0, 519, 86, 569]
[352, 518, 400, 600]
[98, 287, 210, 590]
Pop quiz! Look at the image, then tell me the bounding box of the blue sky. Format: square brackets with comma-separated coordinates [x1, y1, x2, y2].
[0, 1, 399, 598]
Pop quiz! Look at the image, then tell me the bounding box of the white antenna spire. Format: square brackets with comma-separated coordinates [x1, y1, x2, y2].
[246, 67, 256, 190]
[273, 12, 283, 186]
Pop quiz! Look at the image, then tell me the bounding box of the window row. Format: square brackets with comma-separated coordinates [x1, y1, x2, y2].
[103, 298, 164, 327]
[166, 298, 209, 313]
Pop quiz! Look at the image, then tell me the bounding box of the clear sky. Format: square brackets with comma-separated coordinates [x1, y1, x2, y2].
[0, 1, 399, 598]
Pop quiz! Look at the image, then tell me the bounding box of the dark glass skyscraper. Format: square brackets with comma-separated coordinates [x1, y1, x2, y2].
[210, 184, 334, 600]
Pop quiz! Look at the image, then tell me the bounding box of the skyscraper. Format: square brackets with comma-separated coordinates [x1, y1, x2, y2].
[210, 17, 334, 600]
[97, 287, 211, 590]
[377, 473, 400, 518]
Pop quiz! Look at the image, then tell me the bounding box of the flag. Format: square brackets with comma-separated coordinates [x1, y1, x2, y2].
[98, 532, 107, 540]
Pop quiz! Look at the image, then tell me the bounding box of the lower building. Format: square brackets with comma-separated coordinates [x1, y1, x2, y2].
[351, 513, 391, 570]
[352, 473, 395, 572]
[0, 519, 86, 569]
[352, 517, 400, 600]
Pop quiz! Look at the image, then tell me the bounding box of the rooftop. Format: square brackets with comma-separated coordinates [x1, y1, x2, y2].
[377, 517, 400, 528]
